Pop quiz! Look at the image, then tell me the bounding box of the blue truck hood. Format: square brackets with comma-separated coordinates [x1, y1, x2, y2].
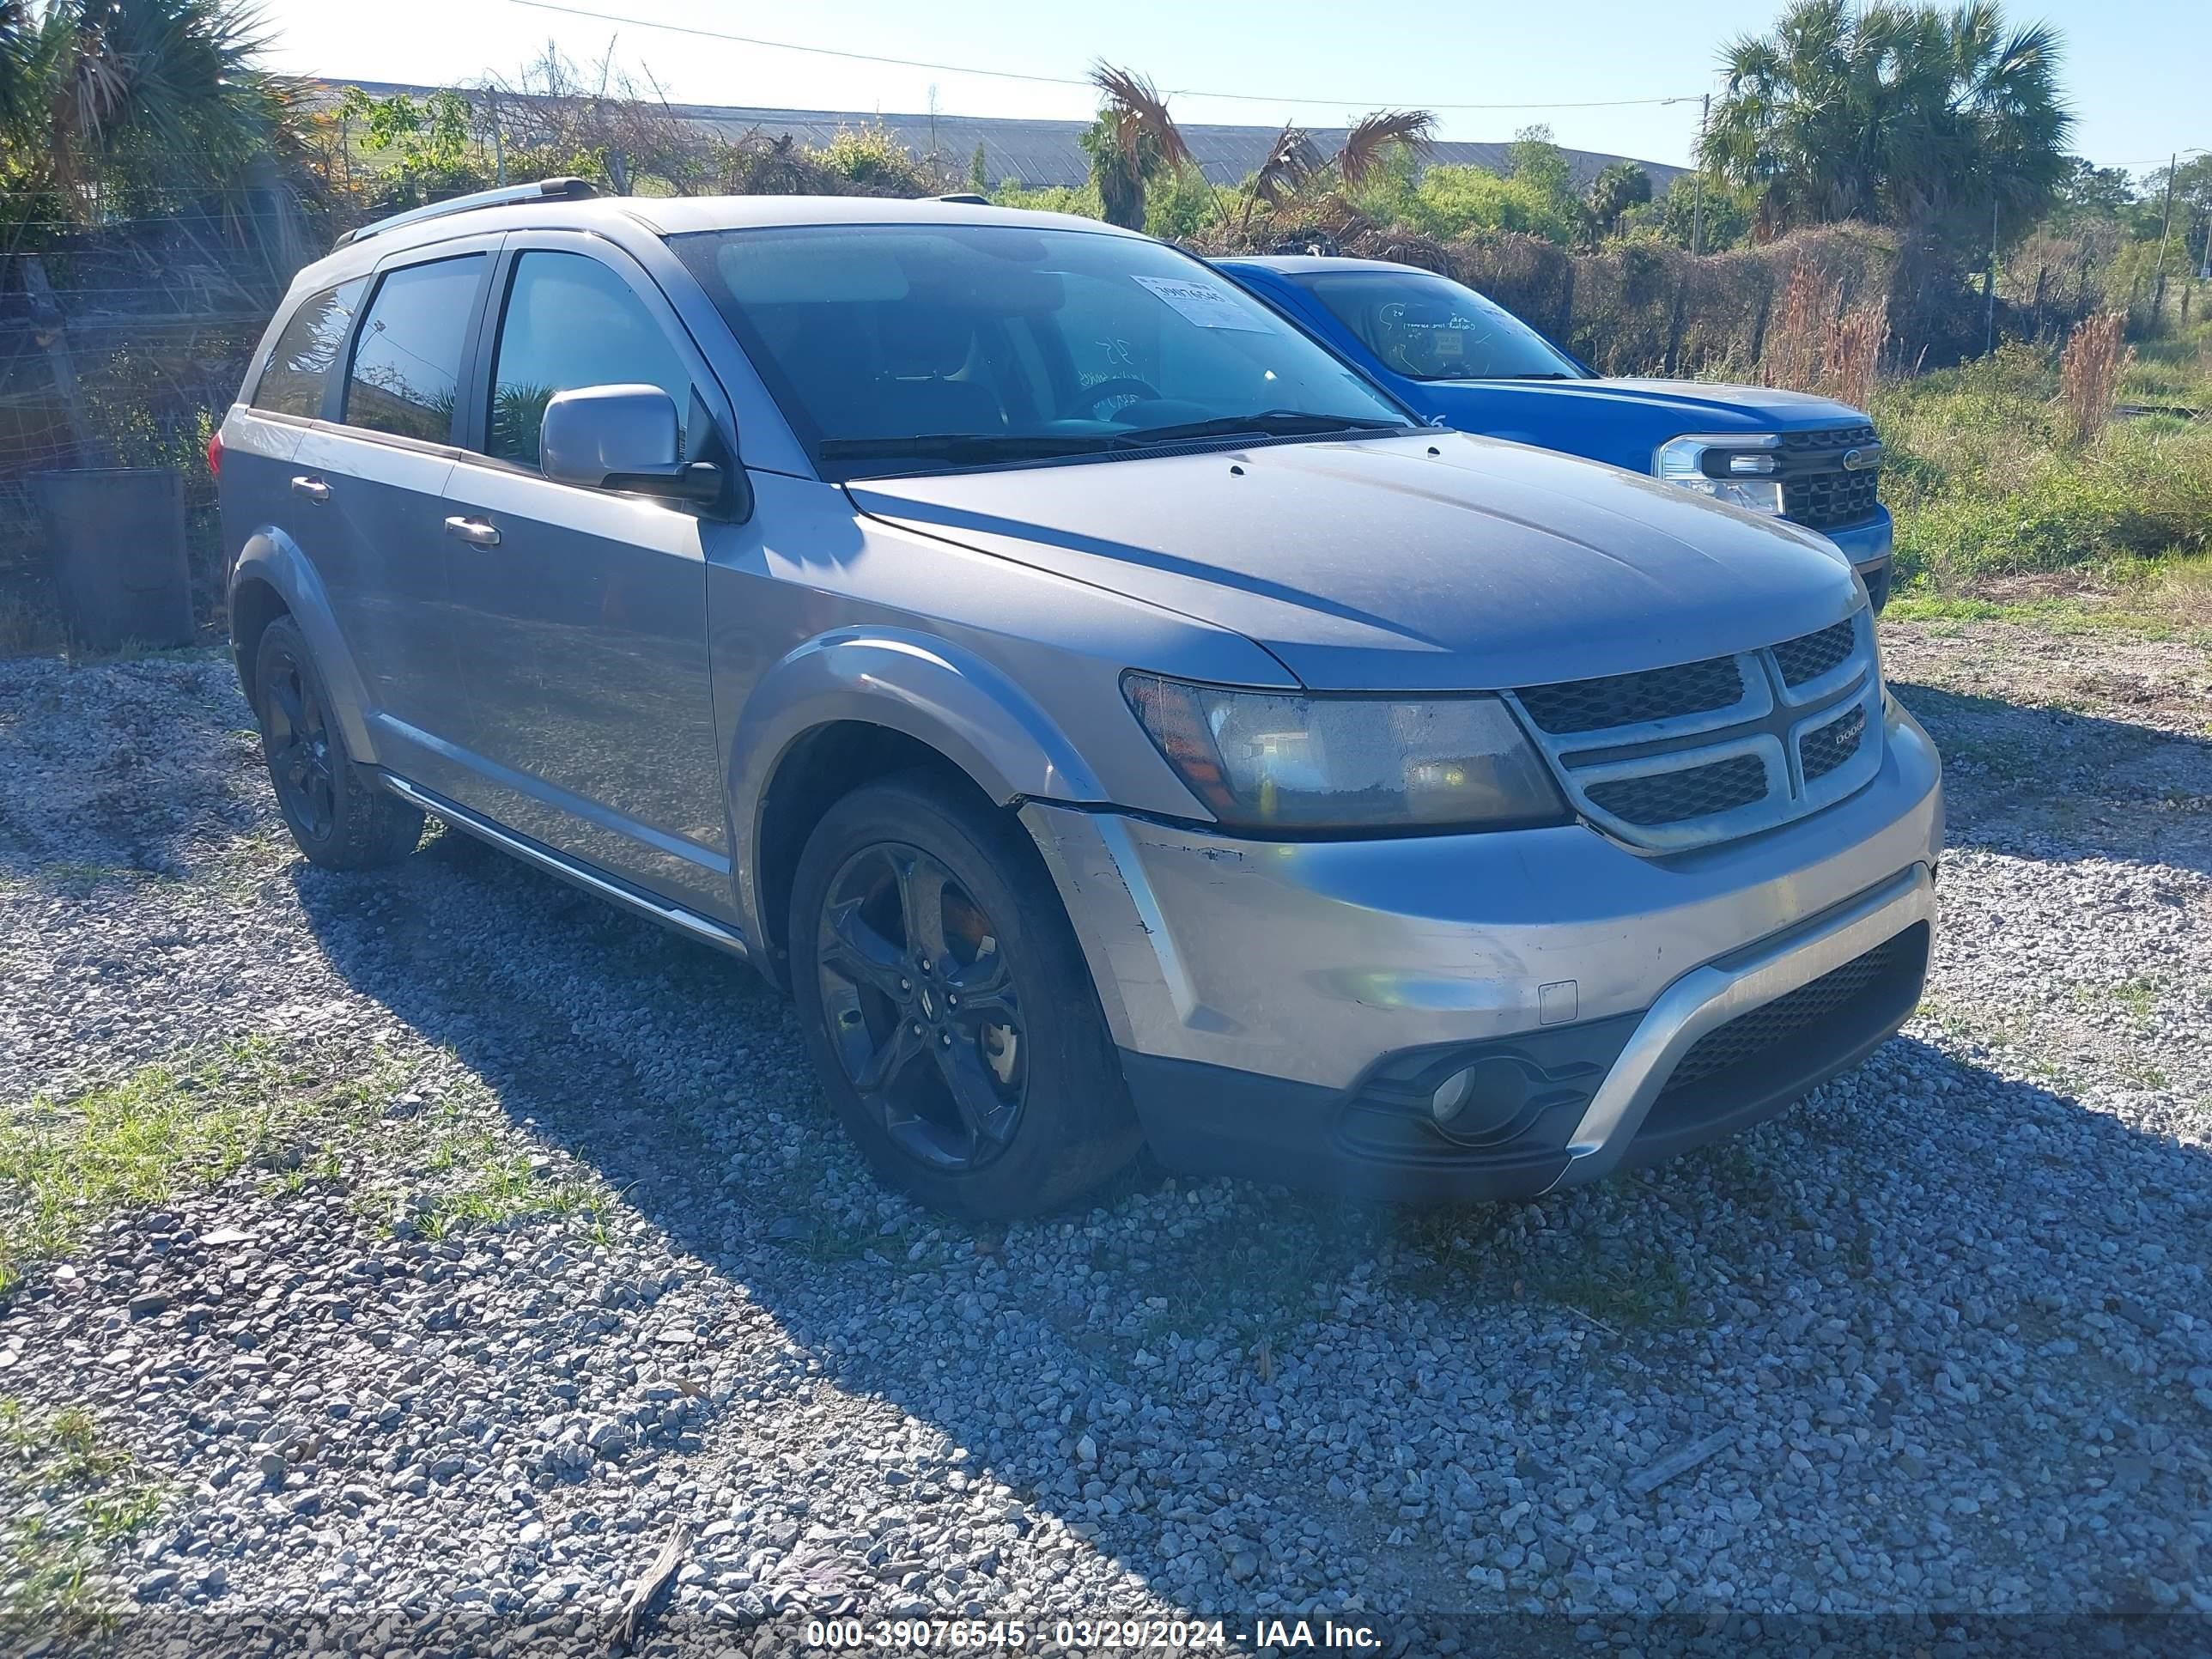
[1419, 376, 1870, 447]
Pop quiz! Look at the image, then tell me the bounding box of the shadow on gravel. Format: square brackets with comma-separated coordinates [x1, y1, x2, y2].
[1891, 678, 2212, 874]
[290, 824, 2212, 1619]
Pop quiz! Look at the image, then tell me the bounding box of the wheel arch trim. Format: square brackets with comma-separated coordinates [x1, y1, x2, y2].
[230, 528, 380, 766]
[726, 627, 1107, 963]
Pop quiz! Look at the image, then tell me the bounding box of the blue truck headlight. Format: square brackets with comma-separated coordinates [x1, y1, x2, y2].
[1656, 434, 1786, 515]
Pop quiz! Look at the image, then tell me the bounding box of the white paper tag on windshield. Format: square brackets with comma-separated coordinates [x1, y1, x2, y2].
[1131, 274, 1271, 332]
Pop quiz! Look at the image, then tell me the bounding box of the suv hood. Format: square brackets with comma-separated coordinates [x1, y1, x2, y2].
[849, 431, 1862, 692]
[1425, 376, 1871, 439]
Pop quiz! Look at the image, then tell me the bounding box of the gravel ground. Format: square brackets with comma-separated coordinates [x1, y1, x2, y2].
[1, 622, 2209, 1655]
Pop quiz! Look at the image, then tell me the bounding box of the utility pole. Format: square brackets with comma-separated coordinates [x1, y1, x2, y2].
[2151, 152, 2178, 325]
[1691, 93, 1711, 257]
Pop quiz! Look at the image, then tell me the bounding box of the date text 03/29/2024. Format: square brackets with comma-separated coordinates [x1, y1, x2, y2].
[802, 1617, 1382, 1650]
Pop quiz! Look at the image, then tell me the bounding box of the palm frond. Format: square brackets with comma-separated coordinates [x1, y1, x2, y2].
[1087, 63, 1190, 170]
[1253, 121, 1317, 204]
[1335, 108, 1436, 186]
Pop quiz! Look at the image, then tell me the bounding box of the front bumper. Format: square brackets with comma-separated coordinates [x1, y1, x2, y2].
[1023, 694, 1942, 1200]
[1818, 507, 1894, 611]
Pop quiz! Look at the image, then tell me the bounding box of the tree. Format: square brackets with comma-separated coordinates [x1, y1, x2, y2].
[969, 141, 988, 194]
[1587, 161, 1652, 236]
[1705, 0, 2072, 244]
[1334, 109, 1436, 188]
[0, 0, 300, 223]
[1082, 64, 1189, 230]
[2142, 155, 2212, 274]
[2046, 156, 2136, 229]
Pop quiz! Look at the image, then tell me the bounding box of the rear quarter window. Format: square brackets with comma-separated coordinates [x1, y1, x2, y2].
[251, 277, 368, 418]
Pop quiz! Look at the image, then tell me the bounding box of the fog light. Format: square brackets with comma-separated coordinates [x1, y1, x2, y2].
[1428, 1058, 1531, 1146]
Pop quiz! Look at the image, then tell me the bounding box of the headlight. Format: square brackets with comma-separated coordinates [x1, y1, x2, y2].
[1656, 433, 1786, 515]
[1121, 673, 1568, 833]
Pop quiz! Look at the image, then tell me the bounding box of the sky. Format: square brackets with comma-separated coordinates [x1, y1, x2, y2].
[261, 0, 2208, 179]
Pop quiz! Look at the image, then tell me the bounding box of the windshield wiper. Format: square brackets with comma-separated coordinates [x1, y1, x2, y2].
[818, 433, 1112, 465]
[1494, 372, 1579, 380]
[1107, 410, 1409, 447]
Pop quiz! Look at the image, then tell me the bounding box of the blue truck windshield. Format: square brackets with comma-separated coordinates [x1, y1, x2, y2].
[1294, 269, 1587, 383]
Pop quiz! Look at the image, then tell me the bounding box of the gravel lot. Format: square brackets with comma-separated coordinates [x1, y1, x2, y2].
[2, 620, 2209, 1653]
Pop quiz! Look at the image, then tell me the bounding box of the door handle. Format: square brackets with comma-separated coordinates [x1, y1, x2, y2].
[443, 515, 501, 548]
[289, 476, 331, 503]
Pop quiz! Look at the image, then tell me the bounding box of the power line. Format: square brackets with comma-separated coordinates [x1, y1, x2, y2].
[506, 0, 1702, 113]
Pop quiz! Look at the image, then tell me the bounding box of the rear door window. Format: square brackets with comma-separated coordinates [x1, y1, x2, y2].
[483, 250, 705, 469]
[252, 277, 368, 418]
[343, 254, 487, 443]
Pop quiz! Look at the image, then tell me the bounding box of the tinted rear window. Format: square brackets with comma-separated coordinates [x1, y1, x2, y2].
[252, 278, 367, 418]
[343, 254, 486, 443]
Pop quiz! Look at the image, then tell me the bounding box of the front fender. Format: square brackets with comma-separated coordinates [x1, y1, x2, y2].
[230, 527, 380, 766]
[726, 627, 1109, 951]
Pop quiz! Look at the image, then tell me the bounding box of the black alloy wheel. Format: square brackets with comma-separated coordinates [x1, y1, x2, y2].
[260, 640, 337, 841]
[787, 772, 1139, 1218]
[252, 616, 423, 869]
[815, 842, 1026, 1170]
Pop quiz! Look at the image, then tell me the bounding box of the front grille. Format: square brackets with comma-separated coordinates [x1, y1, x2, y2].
[1516, 655, 1743, 735]
[1786, 469, 1881, 528]
[1585, 755, 1767, 826]
[1505, 612, 1881, 852]
[1778, 425, 1882, 530]
[1773, 619, 1855, 687]
[1660, 929, 1906, 1097]
[1780, 424, 1877, 453]
[1800, 703, 1867, 781]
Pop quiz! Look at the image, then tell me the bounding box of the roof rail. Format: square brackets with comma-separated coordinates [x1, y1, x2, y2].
[336, 177, 600, 250]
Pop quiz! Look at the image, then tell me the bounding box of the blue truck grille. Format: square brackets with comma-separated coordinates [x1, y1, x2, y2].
[1780, 425, 1881, 530]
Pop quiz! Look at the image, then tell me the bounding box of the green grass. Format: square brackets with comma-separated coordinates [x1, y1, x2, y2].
[415, 1147, 602, 1242]
[1875, 333, 2212, 599]
[0, 1399, 163, 1632]
[0, 1038, 407, 1296]
[1885, 552, 2212, 648]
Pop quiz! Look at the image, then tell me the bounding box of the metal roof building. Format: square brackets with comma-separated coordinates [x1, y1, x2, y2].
[331, 82, 1686, 195]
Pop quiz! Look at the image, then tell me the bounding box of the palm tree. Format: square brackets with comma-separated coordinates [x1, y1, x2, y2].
[1237, 121, 1318, 235]
[1082, 64, 1190, 230]
[1587, 160, 1651, 237]
[1334, 109, 1436, 188]
[0, 0, 296, 217]
[1704, 0, 2071, 243]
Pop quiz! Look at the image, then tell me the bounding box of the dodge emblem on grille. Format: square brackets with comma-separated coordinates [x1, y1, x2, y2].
[1839, 443, 1882, 471]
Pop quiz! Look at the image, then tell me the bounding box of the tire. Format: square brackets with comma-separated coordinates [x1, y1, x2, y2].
[789, 771, 1139, 1218]
[253, 617, 423, 870]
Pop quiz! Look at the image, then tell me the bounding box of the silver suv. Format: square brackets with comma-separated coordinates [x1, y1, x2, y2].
[217, 182, 1942, 1218]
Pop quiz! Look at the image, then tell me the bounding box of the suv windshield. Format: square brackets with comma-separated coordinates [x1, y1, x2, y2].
[1293, 268, 1587, 383]
[672, 223, 1413, 477]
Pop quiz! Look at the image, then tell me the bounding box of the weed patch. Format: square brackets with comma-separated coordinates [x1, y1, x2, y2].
[0, 1400, 161, 1632]
[0, 1039, 408, 1294]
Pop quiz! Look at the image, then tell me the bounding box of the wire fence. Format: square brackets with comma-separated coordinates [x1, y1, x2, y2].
[0, 193, 286, 644]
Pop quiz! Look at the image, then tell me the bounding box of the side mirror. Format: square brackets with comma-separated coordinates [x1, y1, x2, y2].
[539, 384, 723, 504]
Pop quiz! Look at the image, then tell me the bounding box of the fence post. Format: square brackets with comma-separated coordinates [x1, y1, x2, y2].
[21, 258, 109, 469]
[1662, 271, 1688, 377]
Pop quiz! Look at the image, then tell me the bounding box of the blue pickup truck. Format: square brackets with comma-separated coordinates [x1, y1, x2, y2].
[1215, 255, 1893, 610]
